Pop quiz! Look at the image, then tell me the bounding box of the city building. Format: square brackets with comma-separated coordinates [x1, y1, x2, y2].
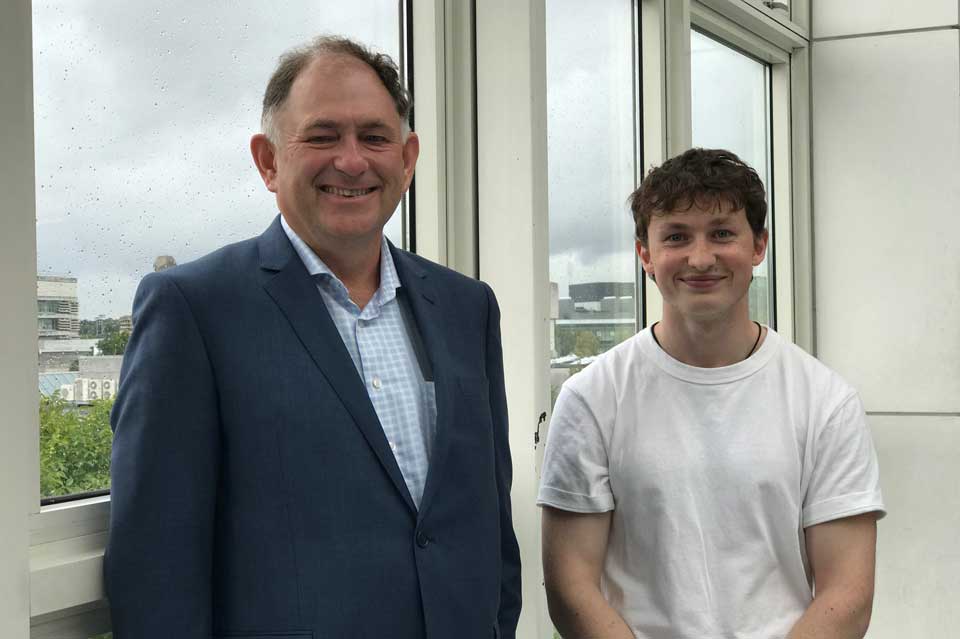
[36, 275, 79, 339]
[554, 281, 637, 357]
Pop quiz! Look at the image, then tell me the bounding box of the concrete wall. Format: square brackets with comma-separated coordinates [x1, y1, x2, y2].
[810, 3, 960, 636]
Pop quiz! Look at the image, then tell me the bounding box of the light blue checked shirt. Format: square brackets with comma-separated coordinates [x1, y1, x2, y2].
[281, 217, 437, 508]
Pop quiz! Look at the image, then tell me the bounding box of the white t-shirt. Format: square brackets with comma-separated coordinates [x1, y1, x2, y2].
[537, 327, 885, 639]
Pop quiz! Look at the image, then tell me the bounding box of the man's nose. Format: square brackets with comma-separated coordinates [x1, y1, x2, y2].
[687, 237, 717, 270]
[333, 138, 369, 176]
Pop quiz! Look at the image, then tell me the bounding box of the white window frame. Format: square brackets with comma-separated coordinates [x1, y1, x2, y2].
[644, 0, 812, 347]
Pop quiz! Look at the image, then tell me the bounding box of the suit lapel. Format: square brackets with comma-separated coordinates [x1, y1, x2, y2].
[390, 246, 454, 521]
[258, 218, 417, 515]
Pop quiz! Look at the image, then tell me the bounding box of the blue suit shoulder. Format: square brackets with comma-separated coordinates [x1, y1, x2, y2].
[391, 246, 496, 302]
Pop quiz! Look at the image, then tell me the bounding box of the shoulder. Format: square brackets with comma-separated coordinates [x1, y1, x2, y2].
[391, 246, 494, 306]
[161, 235, 261, 285]
[394, 247, 487, 288]
[561, 332, 650, 406]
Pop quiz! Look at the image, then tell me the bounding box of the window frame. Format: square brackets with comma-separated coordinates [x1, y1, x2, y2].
[691, 0, 805, 344]
[643, 0, 807, 344]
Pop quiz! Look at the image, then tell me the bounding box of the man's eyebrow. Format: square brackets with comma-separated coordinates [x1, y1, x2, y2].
[302, 118, 394, 132]
[707, 214, 736, 225]
[303, 119, 338, 131]
[658, 215, 735, 231]
[357, 119, 392, 129]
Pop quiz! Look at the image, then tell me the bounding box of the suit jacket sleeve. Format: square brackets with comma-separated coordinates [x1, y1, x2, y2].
[106, 272, 219, 638]
[483, 282, 523, 637]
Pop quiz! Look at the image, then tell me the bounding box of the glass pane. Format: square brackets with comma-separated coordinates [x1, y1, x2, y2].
[690, 29, 774, 326]
[547, 0, 638, 404]
[33, 0, 403, 501]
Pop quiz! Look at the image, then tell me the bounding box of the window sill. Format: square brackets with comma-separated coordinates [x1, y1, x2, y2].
[29, 495, 110, 631]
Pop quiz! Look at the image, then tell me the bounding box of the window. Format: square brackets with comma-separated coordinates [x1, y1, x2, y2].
[690, 28, 775, 325]
[546, 0, 639, 401]
[32, 0, 408, 502]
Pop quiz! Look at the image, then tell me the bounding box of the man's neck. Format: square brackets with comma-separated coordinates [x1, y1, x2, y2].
[654, 307, 763, 368]
[289, 221, 383, 309]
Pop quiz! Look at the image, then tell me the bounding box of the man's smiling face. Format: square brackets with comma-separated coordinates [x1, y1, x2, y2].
[639, 199, 768, 322]
[264, 53, 418, 254]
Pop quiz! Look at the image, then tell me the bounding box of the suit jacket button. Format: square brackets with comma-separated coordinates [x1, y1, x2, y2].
[416, 531, 430, 548]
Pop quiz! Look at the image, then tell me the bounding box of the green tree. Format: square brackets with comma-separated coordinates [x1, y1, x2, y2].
[39, 393, 113, 498]
[97, 330, 130, 355]
[555, 327, 577, 356]
[79, 319, 97, 337]
[573, 330, 601, 357]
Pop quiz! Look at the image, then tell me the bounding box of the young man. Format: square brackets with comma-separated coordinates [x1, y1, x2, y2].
[538, 148, 884, 639]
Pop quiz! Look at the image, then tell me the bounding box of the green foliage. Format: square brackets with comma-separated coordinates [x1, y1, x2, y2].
[573, 330, 601, 357]
[80, 317, 122, 338]
[97, 330, 130, 355]
[555, 328, 576, 356]
[39, 393, 113, 498]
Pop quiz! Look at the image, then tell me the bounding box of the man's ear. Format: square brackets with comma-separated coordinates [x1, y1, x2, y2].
[637, 240, 654, 276]
[401, 131, 420, 191]
[250, 134, 279, 193]
[752, 228, 769, 266]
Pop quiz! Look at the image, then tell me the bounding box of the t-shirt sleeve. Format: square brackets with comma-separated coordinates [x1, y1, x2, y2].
[537, 383, 615, 513]
[802, 392, 886, 527]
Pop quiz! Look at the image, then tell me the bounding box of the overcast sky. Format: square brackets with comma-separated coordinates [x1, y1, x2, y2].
[33, 0, 401, 318]
[34, 0, 768, 319]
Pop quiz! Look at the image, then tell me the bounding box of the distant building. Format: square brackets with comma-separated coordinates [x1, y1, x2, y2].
[37, 337, 99, 372]
[153, 255, 177, 272]
[37, 276, 80, 339]
[39, 371, 79, 398]
[569, 281, 635, 304]
[553, 281, 637, 359]
[118, 314, 133, 333]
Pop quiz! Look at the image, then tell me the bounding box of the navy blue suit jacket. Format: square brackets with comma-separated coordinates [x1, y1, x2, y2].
[105, 217, 521, 639]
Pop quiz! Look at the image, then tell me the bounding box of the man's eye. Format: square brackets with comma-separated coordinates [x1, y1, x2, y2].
[715, 229, 734, 239]
[364, 135, 388, 143]
[665, 233, 685, 242]
[307, 136, 336, 144]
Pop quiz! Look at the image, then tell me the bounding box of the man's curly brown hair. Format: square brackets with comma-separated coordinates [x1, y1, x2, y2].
[630, 148, 767, 246]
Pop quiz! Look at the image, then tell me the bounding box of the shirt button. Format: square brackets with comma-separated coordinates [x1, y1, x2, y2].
[372, 376, 382, 389]
[416, 531, 430, 548]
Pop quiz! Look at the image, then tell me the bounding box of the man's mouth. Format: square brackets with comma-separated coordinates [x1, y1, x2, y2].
[680, 275, 726, 288]
[319, 186, 377, 198]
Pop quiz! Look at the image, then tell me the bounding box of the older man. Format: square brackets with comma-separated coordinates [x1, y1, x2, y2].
[106, 36, 520, 639]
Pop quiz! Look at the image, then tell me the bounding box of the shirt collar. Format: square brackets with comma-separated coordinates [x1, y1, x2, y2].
[280, 215, 401, 309]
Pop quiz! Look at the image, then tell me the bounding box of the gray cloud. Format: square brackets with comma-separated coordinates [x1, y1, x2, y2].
[34, 0, 402, 318]
[545, 0, 638, 297]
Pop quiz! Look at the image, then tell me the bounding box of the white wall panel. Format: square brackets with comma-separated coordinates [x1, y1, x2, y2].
[812, 0, 957, 39]
[812, 30, 960, 413]
[867, 415, 960, 638]
[0, 0, 39, 636]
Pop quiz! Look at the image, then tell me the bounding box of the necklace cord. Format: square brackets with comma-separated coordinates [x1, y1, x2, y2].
[650, 320, 763, 362]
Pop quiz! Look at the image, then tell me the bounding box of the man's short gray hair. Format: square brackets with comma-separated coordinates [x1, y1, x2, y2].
[260, 35, 413, 144]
